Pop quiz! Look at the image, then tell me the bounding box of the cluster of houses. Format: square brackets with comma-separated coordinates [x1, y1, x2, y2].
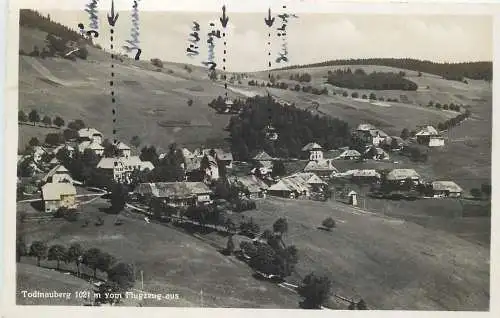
[19, 127, 155, 213]
[20, 121, 459, 214]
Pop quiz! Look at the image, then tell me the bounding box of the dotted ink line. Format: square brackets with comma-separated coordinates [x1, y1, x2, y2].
[110, 28, 116, 146]
[223, 32, 227, 98]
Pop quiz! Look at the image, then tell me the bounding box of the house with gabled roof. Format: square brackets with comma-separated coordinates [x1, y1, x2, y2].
[41, 182, 77, 213]
[135, 182, 213, 208]
[386, 169, 421, 185]
[116, 142, 131, 158]
[252, 150, 274, 168]
[432, 181, 463, 198]
[201, 148, 234, 168]
[302, 142, 324, 161]
[42, 164, 74, 184]
[78, 128, 103, 144]
[335, 149, 361, 160]
[268, 172, 326, 199]
[416, 125, 444, 147]
[78, 141, 104, 156]
[303, 159, 338, 179]
[230, 175, 269, 199]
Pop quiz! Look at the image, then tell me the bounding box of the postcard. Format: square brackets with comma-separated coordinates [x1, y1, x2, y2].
[1, 0, 499, 317]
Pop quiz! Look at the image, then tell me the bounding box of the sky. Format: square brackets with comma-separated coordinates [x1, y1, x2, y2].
[40, 10, 493, 72]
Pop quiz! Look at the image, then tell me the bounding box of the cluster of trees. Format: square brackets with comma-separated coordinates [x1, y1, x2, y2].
[226, 95, 351, 160]
[436, 109, 472, 131]
[20, 10, 91, 60]
[234, 217, 299, 278]
[289, 72, 312, 82]
[326, 68, 418, 91]
[17, 238, 135, 305]
[20, 10, 85, 43]
[208, 96, 245, 114]
[247, 80, 328, 96]
[18, 109, 65, 128]
[276, 58, 492, 82]
[427, 101, 462, 112]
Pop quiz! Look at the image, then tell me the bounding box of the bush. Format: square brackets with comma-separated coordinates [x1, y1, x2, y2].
[351, 92, 359, 98]
[151, 58, 163, 68]
[321, 217, 336, 230]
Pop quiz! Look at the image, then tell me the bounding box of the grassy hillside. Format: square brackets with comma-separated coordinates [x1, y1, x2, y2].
[274, 58, 492, 82]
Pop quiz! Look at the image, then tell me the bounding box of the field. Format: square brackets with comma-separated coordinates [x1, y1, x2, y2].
[17, 198, 300, 308]
[206, 197, 490, 310]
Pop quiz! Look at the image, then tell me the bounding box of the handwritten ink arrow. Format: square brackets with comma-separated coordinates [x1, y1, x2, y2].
[265, 8, 275, 27]
[220, 5, 229, 28]
[107, 0, 119, 26]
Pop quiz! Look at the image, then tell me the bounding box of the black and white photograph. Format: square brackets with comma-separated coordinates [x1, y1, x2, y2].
[4, 0, 496, 313]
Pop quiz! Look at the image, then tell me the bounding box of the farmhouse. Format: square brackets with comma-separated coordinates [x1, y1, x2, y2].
[416, 126, 445, 147]
[42, 164, 73, 184]
[78, 141, 105, 156]
[367, 129, 389, 146]
[268, 172, 326, 199]
[135, 182, 213, 208]
[116, 142, 132, 158]
[230, 175, 269, 199]
[383, 136, 407, 150]
[352, 169, 381, 183]
[184, 155, 219, 183]
[303, 159, 338, 179]
[78, 128, 103, 144]
[41, 182, 77, 213]
[335, 149, 361, 160]
[252, 150, 274, 168]
[97, 156, 154, 184]
[201, 148, 234, 169]
[432, 181, 463, 198]
[386, 169, 421, 185]
[302, 142, 324, 161]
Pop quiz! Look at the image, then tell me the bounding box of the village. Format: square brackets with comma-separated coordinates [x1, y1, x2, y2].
[17, 113, 468, 220]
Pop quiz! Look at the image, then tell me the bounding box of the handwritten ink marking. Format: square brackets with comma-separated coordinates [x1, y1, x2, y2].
[203, 22, 221, 71]
[108, 0, 119, 145]
[78, 0, 100, 40]
[275, 6, 297, 64]
[85, 0, 100, 30]
[220, 5, 229, 97]
[187, 21, 201, 57]
[123, 0, 142, 60]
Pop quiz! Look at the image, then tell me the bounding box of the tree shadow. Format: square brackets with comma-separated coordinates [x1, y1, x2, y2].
[30, 201, 44, 212]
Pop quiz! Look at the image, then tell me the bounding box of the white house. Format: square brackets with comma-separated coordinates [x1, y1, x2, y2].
[416, 126, 444, 147]
[78, 128, 103, 144]
[116, 142, 132, 158]
[41, 182, 77, 213]
[367, 129, 389, 146]
[78, 141, 105, 156]
[302, 142, 324, 161]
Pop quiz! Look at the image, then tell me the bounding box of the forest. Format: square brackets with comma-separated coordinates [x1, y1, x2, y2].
[276, 58, 493, 82]
[326, 68, 418, 90]
[224, 95, 352, 160]
[20, 9, 87, 43]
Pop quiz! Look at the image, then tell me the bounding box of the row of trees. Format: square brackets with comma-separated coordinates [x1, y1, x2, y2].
[276, 58, 492, 82]
[436, 110, 472, 131]
[326, 68, 418, 91]
[17, 238, 135, 305]
[427, 101, 462, 112]
[289, 72, 312, 83]
[226, 95, 351, 160]
[19, 109, 65, 128]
